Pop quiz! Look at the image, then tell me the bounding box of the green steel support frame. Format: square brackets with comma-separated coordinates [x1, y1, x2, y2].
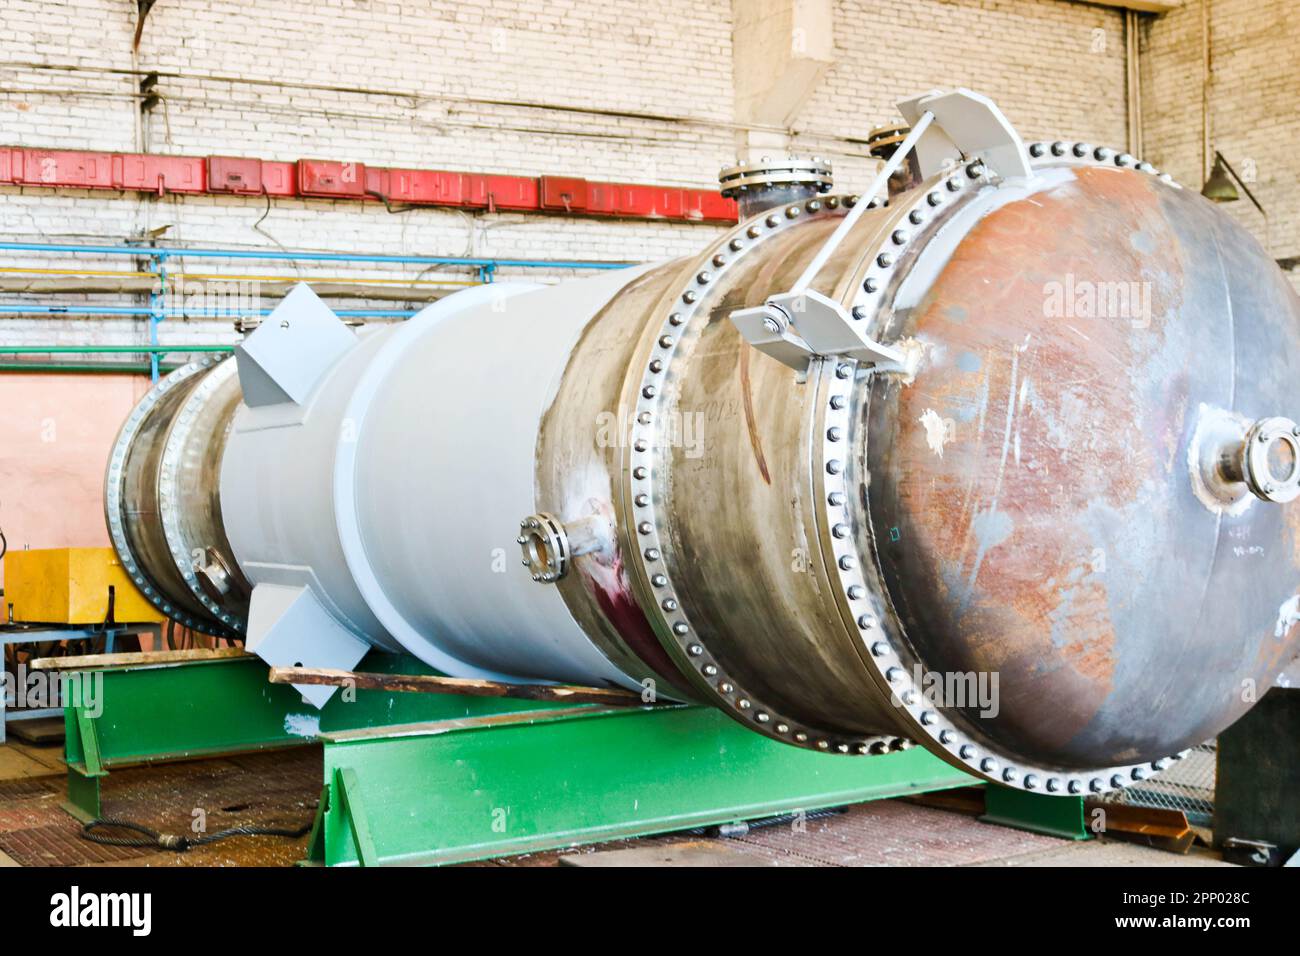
[62, 654, 1085, 863]
[308, 705, 973, 866]
[983, 781, 1089, 840]
[61, 654, 552, 820]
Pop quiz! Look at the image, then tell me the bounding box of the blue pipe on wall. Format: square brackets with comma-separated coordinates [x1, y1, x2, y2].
[0, 240, 636, 379]
[0, 241, 632, 271]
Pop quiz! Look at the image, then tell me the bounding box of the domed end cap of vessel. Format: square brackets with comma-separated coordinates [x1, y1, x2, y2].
[864, 161, 1300, 778]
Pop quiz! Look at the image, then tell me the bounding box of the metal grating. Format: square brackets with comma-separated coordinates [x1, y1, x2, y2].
[1105, 741, 1216, 827]
[0, 822, 155, 866]
[521, 800, 1070, 868]
[0, 748, 319, 867]
[0, 777, 59, 800]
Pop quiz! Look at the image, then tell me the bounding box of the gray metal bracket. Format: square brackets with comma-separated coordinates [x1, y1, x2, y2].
[235, 283, 357, 407]
[732, 290, 904, 367]
[730, 88, 1032, 373]
[898, 88, 1032, 182]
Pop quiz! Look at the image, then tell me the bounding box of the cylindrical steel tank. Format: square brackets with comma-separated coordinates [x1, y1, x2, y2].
[106, 92, 1300, 796]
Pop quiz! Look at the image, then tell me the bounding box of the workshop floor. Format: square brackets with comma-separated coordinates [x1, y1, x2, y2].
[0, 735, 1233, 868]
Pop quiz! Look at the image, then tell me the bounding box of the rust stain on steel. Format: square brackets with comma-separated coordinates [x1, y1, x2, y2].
[577, 546, 687, 692]
[531, 262, 697, 699]
[871, 164, 1195, 760]
[738, 344, 772, 485]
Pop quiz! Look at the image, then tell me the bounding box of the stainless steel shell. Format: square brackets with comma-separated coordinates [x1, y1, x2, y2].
[105, 358, 248, 636]
[105, 139, 1300, 797]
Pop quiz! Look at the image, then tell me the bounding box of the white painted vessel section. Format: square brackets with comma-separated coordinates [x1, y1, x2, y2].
[220, 272, 652, 701]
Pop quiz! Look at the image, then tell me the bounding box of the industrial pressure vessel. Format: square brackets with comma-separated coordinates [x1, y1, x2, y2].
[106, 90, 1300, 795]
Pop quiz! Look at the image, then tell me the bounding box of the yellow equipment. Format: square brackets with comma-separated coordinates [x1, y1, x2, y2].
[3, 547, 165, 625]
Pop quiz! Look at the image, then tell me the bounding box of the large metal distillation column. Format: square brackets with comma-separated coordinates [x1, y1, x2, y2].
[106, 89, 1300, 797]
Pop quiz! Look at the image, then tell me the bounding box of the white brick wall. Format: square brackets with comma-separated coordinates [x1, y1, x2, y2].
[2, 0, 1292, 348]
[1141, 0, 1299, 290]
[0, 0, 739, 355]
[796, 0, 1130, 185]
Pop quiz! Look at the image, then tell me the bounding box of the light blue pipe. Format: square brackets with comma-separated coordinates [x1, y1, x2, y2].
[0, 240, 632, 271]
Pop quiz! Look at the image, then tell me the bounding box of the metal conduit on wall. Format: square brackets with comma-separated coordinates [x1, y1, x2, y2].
[0, 241, 634, 377]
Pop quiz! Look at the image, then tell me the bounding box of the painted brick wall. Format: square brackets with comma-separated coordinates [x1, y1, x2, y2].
[1, 1, 1132, 280]
[797, 0, 1131, 185]
[0, 0, 1293, 335]
[1141, 0, 1299, 289]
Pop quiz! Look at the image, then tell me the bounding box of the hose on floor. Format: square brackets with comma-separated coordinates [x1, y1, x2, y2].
[686, 805, 847, 839]
[81, 818, 312, 851]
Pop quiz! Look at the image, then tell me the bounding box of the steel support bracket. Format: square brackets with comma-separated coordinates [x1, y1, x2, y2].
[234, 283, 357, 407]
[982, 784, 1090, 840]
[332, 767, 379, 867]
[731, 291, 903, 371]
[64, 767, 102, 822]
[62, 709, 108, 821]
[897, 88, 1033, 182]
[73, 708, 105, 777]
[779, 289, 904, 365]
[729, 302, 817, 370]
[730, 88, 1032, 375]
[302, 786, 330, 865]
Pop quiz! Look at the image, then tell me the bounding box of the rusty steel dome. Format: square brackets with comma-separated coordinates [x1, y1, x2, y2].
[864, 156, 1300, 778]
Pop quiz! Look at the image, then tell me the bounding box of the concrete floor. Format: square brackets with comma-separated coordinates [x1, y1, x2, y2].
[0, 734, 1235, 868]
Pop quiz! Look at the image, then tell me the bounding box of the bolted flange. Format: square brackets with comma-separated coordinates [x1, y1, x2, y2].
[517, 510, 612, 584]
[1194, 409, 1300, 510]
[1241, 416, 1300, 504]
[518, 513, 569, 584]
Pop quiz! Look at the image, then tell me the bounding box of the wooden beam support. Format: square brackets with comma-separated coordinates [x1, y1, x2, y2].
[29, 646, 250, 671]
[269, 666, 653, 708]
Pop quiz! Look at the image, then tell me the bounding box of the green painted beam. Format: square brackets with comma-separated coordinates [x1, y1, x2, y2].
[62, 652, 978, 865]
[62, 652, 565, 818]
[312, 704, 974, 866]
[982, 783, 1089, 840]
[64, 653, 554, 769]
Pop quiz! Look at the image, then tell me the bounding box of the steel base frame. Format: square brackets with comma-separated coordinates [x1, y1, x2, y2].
[982, 782, 1090, 840]
[60, 653, 1084, 864]
[62, 652, 530, 820]
[306, 705, 975, 866]
[1, 623, 159, 744]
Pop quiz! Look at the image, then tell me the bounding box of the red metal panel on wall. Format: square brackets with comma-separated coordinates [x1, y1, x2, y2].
[614, 184, 684, 220]
[117, 154, 206, 194]
[387, 169, 467, 205]
[13, 149, 115, 188]
[298, 160, 368, 198]
[552, 178, 736, 222]
[585, 181, 618, 216]
[0, 143, 736, 223]
[207, 156, 265, 195]
[540, 176, 589, 213]
[469, 174, 539, 211]
[364, 166, 388, 202]
[686, 189, 737, 223]
[260, 161, 296, 196]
